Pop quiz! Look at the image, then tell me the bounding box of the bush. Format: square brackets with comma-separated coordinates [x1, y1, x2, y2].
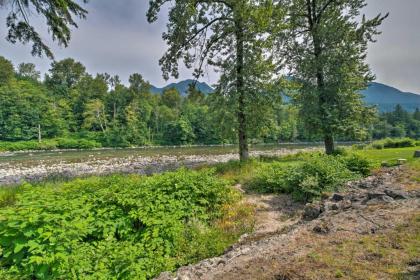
[287, 156, 358, 202]
[249, 155, 361, 202]
[383, 138, 415, 148]
[0, 169, 248, 279]
[340, 154, 372, 176]
[371, 143, 384, 150]
[0, 138, 101, 152]
[56, 138, 101, 149]
[369, 138, 416, 150]
[332, 147, 348, 156]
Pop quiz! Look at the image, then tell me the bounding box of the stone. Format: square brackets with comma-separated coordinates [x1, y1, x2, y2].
[365, 196, 394, 205]
[303, 203, 324, 221]
[331, 203, 339, 211]
[313, 222, 331, 234]
[384, 189, 409, 200]
[414, 150, 420, 158]
[341, 199, 352, 209]
[331, 193, 344, 202]
[367, 192, 387, 200]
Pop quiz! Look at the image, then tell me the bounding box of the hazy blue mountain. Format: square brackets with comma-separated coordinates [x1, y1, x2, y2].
[151, 79, 420, 112]
[150, 79, 214, 95]
[361, 82, 420, 112]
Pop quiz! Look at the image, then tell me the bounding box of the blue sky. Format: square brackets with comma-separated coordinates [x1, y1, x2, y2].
[1, 0, 419, 93]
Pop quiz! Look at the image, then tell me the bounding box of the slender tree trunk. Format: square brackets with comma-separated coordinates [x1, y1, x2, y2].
[235, 18, 249, 161]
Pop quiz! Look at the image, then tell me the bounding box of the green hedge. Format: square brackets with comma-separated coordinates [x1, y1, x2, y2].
[0, 169, 243, 279]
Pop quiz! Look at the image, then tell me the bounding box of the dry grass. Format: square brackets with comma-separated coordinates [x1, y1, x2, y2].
[277, 214, 420, 280]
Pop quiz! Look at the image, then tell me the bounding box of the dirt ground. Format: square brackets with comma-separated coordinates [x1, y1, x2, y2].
[156, 167, 420, 280]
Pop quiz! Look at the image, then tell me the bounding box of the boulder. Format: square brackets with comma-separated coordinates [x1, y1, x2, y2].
[331, 193, 345, 202]
[367, 192, 387, 200]
[313, 223, 330, 234]
[303, 203, 324, 221]
[384, 189, 409, 200]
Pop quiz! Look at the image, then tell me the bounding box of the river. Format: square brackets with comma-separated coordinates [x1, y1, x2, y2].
[0, 143, 323, 186]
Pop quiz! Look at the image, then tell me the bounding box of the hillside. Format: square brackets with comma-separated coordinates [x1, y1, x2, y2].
[362, 82, 420, 112]
[150, 79, 214, 95]
[153, 80, 420, 112]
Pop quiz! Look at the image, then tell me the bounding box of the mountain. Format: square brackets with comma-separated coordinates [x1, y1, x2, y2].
[151, 79, 420, 112]
[150, 79, 214, 95]
[361, 82, 420, 112]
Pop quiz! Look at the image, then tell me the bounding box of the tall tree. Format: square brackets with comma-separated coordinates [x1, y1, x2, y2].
[284, 0, 387, 154]
[147, 0, 280, 161]
[1, 0, 87, 59]
[0, 56, 14, 86]
[17, 62, 40, 81]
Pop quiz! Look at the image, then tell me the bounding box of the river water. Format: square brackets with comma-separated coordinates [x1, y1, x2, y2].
[0, 143, 323, 186]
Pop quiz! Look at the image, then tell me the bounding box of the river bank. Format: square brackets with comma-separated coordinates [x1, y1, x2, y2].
[0, 147, 319, 186]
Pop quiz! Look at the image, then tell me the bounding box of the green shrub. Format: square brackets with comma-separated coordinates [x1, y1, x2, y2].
[249, 155, 360, 202]
[286, 156, 358, 202]
[0, 169, 245, 279]
[332, 147, 348, 156]
[369, 138, 416, 150]
[340, 154, 372, 176]
[56, 138, 101, 149]
[248, 162, 293, 193]
[371, 143, 384, 150]
[383, 138, 415, 148]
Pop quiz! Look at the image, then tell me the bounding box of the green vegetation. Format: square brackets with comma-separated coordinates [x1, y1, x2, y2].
[0, 138, 101, 152]
[246, 154, 367, 202]
[367, 137, 419, 150]
[0, 169, 254, 279]
[0, 145, 418, 279]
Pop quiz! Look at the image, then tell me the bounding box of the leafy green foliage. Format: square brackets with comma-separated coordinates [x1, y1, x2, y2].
[369, 138, 419, 150]
[285, 0, 387, 154]
[249, 154, 364, 202]
[0, 169, 248, 279]
[0, 138, 101, 152]
[3, 0, 87, 59]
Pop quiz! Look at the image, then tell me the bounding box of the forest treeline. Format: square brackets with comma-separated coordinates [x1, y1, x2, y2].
[0, 56, 419, 148]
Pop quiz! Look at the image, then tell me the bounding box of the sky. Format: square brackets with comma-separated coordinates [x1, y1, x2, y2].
[0, 0, 419, 93]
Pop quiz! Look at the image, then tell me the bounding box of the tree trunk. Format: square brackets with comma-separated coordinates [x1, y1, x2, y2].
[235, 18, 249, 161]
[38, 124, 42, 143]
[324, 134, 335, 155]
[312, 22, 335, 155]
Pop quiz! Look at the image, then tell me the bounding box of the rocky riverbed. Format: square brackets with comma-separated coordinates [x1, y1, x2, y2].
[0, 148, 318, 186]
[156, 167, 420, 280]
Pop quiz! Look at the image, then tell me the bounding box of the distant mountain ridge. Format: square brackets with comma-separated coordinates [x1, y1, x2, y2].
[150, 79, 214, 95]
[151, 79, 420, 112]
[361, 82, 420, 112]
